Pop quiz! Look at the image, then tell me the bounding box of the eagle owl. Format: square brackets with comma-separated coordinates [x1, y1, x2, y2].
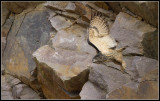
[88, 13, 126, 72]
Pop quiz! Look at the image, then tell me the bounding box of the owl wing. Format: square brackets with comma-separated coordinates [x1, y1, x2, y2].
[88, 15, 117, 54]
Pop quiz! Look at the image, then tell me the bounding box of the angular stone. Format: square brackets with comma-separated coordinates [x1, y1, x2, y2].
[33, 45, 91, 92]
[89, 63, 131, 93]
[120, 2, 158, 27]
[12, 84, 40, 99]
[80, 81, 107, 99]
[65, 2, 77, 13]
[50, 16, 72, 31]
[132, 56, 158, 78]
[44, 1, 68, 11]
[106, 80, 158, 99]
[110, 12, 158, 59]
[52, 24, 96, 55]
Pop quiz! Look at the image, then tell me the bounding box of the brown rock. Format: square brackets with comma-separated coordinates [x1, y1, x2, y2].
[75, 2, 92, 23]
[3, 2, 44, 14]
[3, 2, 25, 14]
[2, 2, 10, 26]
[86, 2, 116, 20]
[120, 2, 158, 27]
[106, 80, 158, 99]
[2, 8, 53, 93]
[110, 12, 158, 59]
[107, 2, 122, 14]
[44, 1, 68, 11]
[94, 2, 109, 10]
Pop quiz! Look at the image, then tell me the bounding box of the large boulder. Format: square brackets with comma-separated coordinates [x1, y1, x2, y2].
[2, 7, 53, 92]
[32, 22, 96, 98]
[110, 12, 158, 60]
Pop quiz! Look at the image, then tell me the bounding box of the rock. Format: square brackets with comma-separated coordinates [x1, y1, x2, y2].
[3, 2, 25, 14]
[106, 73, 158, 99]
[4, 74, 21, 88]
[120, 2, 158, 27]
[65, 2, 77, 13]
[132, 56, 158, 78]
[3, 2, 44, 14]
[89, 63, 131, 93]
[93, 2, 109, 10]
[2, 3, 10, 26]
[53, 11, 80, 20]
[2, 13, 14, 37]
[1, 37, 6, 55]
[50, 15, 73, 31]
[107, 2, 122, 14]
[1, 76, 14, 100]
[80, 81, 107, 99]
[110, 12, 158, 60]
[75, 2, 92, 23]
[86, 2, 116, 20]
[32, 23, 96, 98]
[44, 1, 68, 11]
[52, 24, 96, 54]
[2, 8, 52, 92]
[12, 84, 40, 99]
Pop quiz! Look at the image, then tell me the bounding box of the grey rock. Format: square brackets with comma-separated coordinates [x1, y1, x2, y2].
[80, 81, 107, 99]
[110, 12, 158, 59]
[50, 15, 73, 31]
[65, 2, 77, 13]
[1, 76, 14, 100]
[132, 56, 158, 77]
[12, 84, 40, 99]
[89, 63, 131, 93]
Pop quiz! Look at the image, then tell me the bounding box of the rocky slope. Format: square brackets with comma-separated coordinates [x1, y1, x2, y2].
[1, 1, 158, 99]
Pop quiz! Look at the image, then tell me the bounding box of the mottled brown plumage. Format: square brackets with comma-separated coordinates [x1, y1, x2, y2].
[88, 13, 126, 72]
